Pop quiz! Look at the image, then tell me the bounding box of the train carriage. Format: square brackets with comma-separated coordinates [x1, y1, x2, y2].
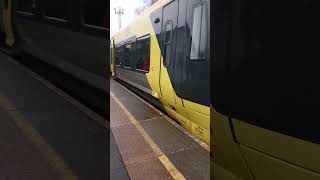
[111, 0, 211, 145]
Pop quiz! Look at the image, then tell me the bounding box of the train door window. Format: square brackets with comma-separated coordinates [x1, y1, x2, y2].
[123, 42, 132, 68]
[46, 0, 68, 20]
[179, 0, 209, 106]
[190, 3, 207, 61]
[163, 20, 173, 66]
[17, 0, 34, 13]
[135, 35, 151, 72]
[83, 0, 108, 28]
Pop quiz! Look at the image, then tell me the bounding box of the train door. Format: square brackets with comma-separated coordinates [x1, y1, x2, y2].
[159, 0, 179, 110]
[3, 0, 15, 47]
[180, 0, 210, 143]
[227, 0, 320, 179]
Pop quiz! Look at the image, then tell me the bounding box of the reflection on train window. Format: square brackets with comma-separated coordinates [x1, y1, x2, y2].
[163, 20, 173, 66]
[83, 0, 108, 28]
[136, 35, 151, 72]
[17, 0, 34, 13]
[123, 43, 132, 68]
[115, 46, 123, 66]
[228, 0, 320, 144]
[190, 3, 207, 60]
[46, 0, 68, 20]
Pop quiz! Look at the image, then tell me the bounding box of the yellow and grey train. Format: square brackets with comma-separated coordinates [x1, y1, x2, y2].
[111, 0, 211, 145]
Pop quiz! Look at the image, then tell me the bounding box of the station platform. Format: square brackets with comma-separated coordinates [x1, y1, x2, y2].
[110, 79, 210, 180]
[0, 50, 210, 179]
[0, 52, 111, 179]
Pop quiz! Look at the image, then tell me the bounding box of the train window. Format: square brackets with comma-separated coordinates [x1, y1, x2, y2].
[123, 43, 132, 68]
[46, 0, 68, 20]
[190, 3, 207, 60]
[228, 0, 320, 144]
[111, 46, 114, 65]
[83, 0, 108, 28]
[163, 20, 173, 66]
[136, 35, 151, 72]
[17, 0, 34, 13]
[115, 45, 123, 66]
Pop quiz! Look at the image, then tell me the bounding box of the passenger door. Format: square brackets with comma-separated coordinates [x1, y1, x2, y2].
[159, 0, 179, 109]
[227, 0, 320, 179]
[180, 0, 210, 143]
[181, 0, 210, 106]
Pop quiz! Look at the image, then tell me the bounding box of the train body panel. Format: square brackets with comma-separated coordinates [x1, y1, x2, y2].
[213, 0, 320, 178]
[112, 0, 210, 145]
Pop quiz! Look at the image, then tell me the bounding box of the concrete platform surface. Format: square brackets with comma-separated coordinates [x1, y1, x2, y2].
[0, 52, 114, 179]
[110, 79, 210, 180]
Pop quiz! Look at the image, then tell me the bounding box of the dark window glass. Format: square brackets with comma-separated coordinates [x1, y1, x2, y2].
[228, 0, 320, 144]
[136, 35, 150, 72]
[46, 0, 67, 20]
[17, 0, 34, 13]
[123, 43, 132, 68]
[199, 4, 207, 58]
[165, 22, 172, 43]
[163, 20, 173, 66]
[110, 45, 114, 65]
[83, 0, 108, 27]
[190, 3, 207, 60]
[115, 45, 123, 66]
[129, 42, 136, 69]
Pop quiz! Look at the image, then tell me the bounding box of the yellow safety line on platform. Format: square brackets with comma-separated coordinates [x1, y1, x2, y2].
[0, 93, 78, 180]
[111, 92, 186, 180]
[115, 80, 210, 151]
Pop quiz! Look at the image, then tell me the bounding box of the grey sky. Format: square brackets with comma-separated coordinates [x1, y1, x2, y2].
[110, 0, 145, 38]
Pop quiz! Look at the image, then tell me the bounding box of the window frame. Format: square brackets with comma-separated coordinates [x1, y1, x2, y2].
[135, 34, 151, 73]
[44, 0, 69, 23]
[16, 0, 35, 17]
[115, 44, 123, 67]
[81, 0, 108, 31]
[189, 2, 208, 62]
[163, 20, 173, 66]
[16, 11, 35, 17]
[123, 41, 133, 69]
